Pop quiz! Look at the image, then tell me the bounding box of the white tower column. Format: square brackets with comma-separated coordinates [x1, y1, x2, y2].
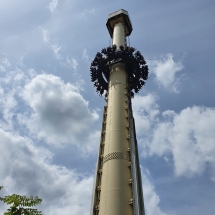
[90, 9, 146, 215]
[112, 22, 126, 49]
[98, 22, 133, 215]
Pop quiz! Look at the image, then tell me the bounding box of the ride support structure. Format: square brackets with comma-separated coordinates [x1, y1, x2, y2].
[90, 9, 148, 215]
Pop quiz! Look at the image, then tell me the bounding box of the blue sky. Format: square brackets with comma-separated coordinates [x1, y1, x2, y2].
[0, 0, 215, 214]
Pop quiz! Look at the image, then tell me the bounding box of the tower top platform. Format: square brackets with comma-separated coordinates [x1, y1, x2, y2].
[106, 9, 133, 38]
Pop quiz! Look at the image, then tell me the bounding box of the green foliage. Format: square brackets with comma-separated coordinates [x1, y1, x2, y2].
[0, 186, 42, 215]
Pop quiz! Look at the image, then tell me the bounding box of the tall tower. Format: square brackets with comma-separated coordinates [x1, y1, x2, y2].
[90, 9, 148, 215]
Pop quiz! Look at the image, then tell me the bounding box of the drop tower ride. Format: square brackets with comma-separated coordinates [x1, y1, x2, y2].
[90, 9, 148, 215]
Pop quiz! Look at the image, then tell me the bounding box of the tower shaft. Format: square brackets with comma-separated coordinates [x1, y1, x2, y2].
[98, 22, 133, 215]
[112, 22, 126, 49]
[90, 9, 147, 215]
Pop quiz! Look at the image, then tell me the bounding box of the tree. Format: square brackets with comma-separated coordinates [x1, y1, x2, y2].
[0, 186, 42, 215]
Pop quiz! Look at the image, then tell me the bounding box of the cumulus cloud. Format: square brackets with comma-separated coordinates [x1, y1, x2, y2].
[132, 94, 215, 180]
[149, 54, 184, 92]
[0, 62, 99, 213]
[0, 68, 26, 130]
[18, 74, 99, 152]
[0, 127, 169, 215]
[0, 128, 93, 215]
[142, 106, 215, 180]
[142, 168, 173, 215]
[132, 94, 159, 135]
[0, 89, 17, 130]
[0, 62, 97, 154]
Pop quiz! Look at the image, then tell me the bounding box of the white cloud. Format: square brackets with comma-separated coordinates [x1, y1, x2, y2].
[0, 65, 6, 72]
[0, 89, 17, 130]
[132, 95, 215, 180]
[82, 49, 89, 62]
[0, 68, 169, 215]
[66, 57, 78, 71]
[40, 27, 62, 59]
[0, 125, 170, 215]
[48, 0, 59, 13]
[149, 54, 184, 92]
[51, 44, 62, 59]
[41, 28, 50, 43]
[0, 68, 26, 130]
[143, 106, 215, 180]
[18, 74, 99, 152]
[79, 8, 95, 19]
[2, 58, 11, 67]
[0, 57, 11, 72]
[142, 168, 173, 215]
[0, 66, 99, 213]
[0, 128, 93, 215]
[0, 65, 96, 154]
[132, 94, 160, 135]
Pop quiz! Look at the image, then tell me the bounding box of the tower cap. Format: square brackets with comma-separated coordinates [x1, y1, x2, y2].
[106, 9, 133, 38]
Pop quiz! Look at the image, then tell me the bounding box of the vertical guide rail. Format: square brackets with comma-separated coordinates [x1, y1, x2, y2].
[128, 102, 145, 215]
[132, 117, 145, 215]
[90, 105, 108, 215]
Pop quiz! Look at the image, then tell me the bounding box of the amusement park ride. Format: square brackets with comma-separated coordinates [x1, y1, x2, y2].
[90, 9, 148, 215]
